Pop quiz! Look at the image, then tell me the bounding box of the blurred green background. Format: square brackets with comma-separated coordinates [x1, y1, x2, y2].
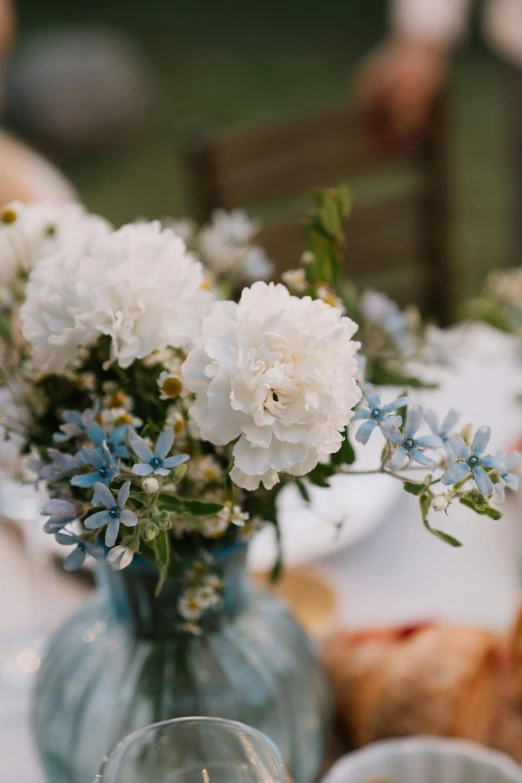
[12, 0, 510, 299]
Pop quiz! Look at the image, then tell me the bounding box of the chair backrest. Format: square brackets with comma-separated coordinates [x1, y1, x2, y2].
[187, 97, 452, 323]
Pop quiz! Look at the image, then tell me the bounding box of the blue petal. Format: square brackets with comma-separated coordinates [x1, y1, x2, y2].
[110, 424, 128, 444]
[448, 434, 469, 461]
[387, 447, 407, 470]
[472, 465, 493, 497]
[409, 448, 436, 470]
[84, 510, 112, 529]
[71, 472, 99, 488]
[129, 431, 153, 463]
[366, 392, 381, 409]
[382, 396, 409, 414]
[54, 531, 79, 546]
[41, 499, 75, 518]
[113, 445, 129, 459]
[423, 409, 439, 434]
[480, 455, 504, 470]
[63, 546, 87, 572]
[118, 481, 130, 508]
[80, 446, 104, 470]
[44, 517, 71, 533]
[415, 435, 443, 449]
[471, 425, 491, 456]
[506, 474, 519, 491]
[380, 421, 404, 446]
[353, 409, 371, 421]
[441, 409, 459, 435]
[355, 419, 377, 445]
[92, 482, 116, 509]
[494, 483, 506, 503]
[105, 518, 120, 548]
[154, 429, 175, 459]
[85, 419, 106, 446]
[162, 454, 189, 469]
[120, 509, 138, 527]
[441, 462, 469, 486]
[507, 451, 522, 470]
[84, 542, 106, 561]
[154, 467, 170, 476]
[405, 405, 423, 438]
[133, 463, 153, 476]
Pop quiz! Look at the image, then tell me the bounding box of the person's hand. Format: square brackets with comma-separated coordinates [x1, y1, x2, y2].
[357, 36, 448, 153]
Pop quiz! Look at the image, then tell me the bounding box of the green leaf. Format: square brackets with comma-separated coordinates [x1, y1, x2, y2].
[307, 462, 334, 488]
[459, 492, 502, 520]
[269, 519, 284, 583]
[403, 480, 425, 496]
[158, 493, 224, 517]
[332, 428, 356, 466]
[296, 480, 311, 503]
[153, 530, 170, 596]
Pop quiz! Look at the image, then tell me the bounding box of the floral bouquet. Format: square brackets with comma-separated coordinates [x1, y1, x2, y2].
[0, 187, 519, 632]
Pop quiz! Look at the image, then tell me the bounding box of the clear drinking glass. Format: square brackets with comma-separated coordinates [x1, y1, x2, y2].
[94, 716, 288, 783]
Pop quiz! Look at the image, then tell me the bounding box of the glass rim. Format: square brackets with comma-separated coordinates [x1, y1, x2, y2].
[95, 715, 286, 781]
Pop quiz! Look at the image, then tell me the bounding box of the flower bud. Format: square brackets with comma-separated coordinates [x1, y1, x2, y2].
[432, 495, 450, 512]
[460, 423, 473, 445]
[157, 513, 173, 531]
[144, 522, 159, 541]
[143, 476, 160, 494]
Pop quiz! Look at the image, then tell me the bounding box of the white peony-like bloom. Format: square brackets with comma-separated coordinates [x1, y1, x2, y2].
[21, 221, 214, 372]
[182, 281, 361, 490]
[0, 201, 110, 287]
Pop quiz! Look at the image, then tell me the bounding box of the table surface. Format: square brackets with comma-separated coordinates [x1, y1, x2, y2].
[3, 323, 522, 782]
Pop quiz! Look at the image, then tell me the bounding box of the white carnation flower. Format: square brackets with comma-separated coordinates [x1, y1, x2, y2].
[182, 281, 362, 490]
[0, 201, 110, 287]
[21, 221, 214, 372]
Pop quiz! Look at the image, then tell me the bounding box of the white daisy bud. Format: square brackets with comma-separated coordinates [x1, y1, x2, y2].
[143, 476, 161, 494]
[432, 495, 450, 512]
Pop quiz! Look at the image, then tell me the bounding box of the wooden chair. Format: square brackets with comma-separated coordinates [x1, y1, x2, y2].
[186, 97, 453, 323]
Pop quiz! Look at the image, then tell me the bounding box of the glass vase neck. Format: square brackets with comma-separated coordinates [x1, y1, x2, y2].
[95, 543, 249, 639]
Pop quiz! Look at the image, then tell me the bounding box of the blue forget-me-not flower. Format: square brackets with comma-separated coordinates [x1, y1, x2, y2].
[71, 442, 119, 488]
[131, 429, 189, 477]
[54, 530, 105, 572]
[381, 405, 442, 470]
[494, 450, 521, 503]
[424, 408, 460, 461]
[353, 391, 409, 445]
[441, 426, 503, 497]
[85, 481, 138, 547]
[41, 498, 77, 533]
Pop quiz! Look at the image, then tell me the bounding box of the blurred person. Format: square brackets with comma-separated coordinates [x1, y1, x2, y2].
[357, 0, 522, 259]
[357, 0, 522, 149]
[0, 0, 76, 204]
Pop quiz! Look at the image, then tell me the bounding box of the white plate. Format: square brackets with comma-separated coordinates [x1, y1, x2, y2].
[322, 737, 522, 783]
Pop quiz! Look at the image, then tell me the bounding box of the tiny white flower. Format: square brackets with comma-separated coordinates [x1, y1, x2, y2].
[199, 209, 273, 282]
[432, 495, 450, 512]
[316, 285, 346, 313]
[188, 454, 223, 486]
[178, 592, 204, 621]
[301, 250, 314, 265]
[202, 507, 231, 539]
[281, 268, 307, 293]
[157, 369, 183, 400]
[106, 545, 134, 570]
[142, 476, 161, 494]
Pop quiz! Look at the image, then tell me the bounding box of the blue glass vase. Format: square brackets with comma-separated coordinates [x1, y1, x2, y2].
[33, 544, 332, 783]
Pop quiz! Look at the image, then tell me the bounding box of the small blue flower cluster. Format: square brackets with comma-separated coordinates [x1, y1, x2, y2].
[38, 406, 189, 570]
[354, 391, 520, 501]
